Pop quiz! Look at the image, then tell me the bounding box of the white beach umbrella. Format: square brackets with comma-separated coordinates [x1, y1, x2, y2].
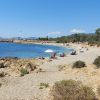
[45, 49, 54, 53]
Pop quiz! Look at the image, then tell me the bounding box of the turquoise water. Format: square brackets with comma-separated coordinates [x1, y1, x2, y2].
[0, 42, 72, 58]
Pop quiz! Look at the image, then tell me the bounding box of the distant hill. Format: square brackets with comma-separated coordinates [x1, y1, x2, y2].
[11, 37, 23, 40]
[26, 37, 38, 40]
[11, 37, 37, 40]
[0, 37, 3, 39]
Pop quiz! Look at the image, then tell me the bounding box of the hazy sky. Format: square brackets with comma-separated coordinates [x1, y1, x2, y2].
[0, 0, 100, 38]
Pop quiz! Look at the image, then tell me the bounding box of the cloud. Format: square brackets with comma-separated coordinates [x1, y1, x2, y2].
[47, 31, 63, 37]
[70, 29, 85, 33]
[48, 31, 62, 34]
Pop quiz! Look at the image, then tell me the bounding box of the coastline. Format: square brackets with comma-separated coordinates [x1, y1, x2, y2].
[0, 41, 100, 99]
[0, 39, 95, 54]
[0, 41, 74, 59]
[12, 39, 98, 52]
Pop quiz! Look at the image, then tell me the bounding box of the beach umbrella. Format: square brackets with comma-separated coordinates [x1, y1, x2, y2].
[45, 49, 54, 53]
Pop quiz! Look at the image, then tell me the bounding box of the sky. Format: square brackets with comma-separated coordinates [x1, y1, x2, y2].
[0, 0, 100, 38]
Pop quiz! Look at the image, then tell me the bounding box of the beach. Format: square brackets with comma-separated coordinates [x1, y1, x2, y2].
[0, 0, 100, 99]
[0, 43, 99, 99]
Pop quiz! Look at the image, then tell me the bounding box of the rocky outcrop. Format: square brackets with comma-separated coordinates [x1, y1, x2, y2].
[0, 57, 43, 76]
[21, 62, 37, 72]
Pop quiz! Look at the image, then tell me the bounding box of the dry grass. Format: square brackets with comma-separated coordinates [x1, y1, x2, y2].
[50, 80, 96, 100]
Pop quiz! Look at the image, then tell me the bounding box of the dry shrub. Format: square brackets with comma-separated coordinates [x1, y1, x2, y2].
[20, 68, 29, 76]
[50, 80, 96, 100]
[97, 85, 100, 98]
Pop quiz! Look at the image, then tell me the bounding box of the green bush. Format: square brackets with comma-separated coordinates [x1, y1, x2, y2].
[73, 60, 86, 68]
[39, 87, 44, 89]
[0, 83, 2, 87]
[20, 68, 29, 76]
[93, 56, 100, 68]
[0, 63, 5, 68]
[97, 42, 100, 47]
[50, 80, 96, 100]
[39, 83, 49, 89]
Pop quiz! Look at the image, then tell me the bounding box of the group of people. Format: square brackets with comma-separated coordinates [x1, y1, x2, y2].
[50, 52, 66, 59]
[38, 52, 66, 60]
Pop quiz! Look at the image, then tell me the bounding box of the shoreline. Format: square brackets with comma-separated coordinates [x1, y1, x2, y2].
[0, 41, 100, 61]
[0, 41, 74, 59]
[1, 40, 99, 51]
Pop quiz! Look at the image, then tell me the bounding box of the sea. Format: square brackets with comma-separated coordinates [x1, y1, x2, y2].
[0, 42, 72, 58]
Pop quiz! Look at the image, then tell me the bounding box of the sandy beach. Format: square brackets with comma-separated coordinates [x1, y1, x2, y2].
[0, 43, 100, 100]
